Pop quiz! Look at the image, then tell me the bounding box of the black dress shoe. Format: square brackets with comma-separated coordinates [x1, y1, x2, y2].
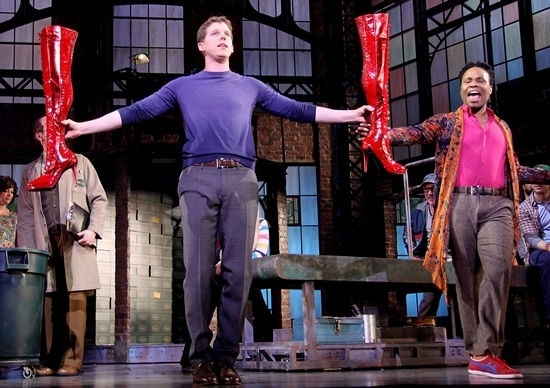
[218, 362, 242, 385]
[192, 361, 218, 385]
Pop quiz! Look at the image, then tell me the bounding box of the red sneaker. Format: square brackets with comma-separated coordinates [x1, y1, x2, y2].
[468, 354, 523, 379]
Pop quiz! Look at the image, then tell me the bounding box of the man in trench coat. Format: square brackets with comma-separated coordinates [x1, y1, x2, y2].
[17, 116, 108, 376]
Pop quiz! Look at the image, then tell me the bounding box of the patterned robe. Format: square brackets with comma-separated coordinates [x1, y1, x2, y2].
[388, 105, 550, 294]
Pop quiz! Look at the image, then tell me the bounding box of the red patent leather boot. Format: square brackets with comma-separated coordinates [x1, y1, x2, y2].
[27, 26, 78, 191]
[355, 14, 406, 174]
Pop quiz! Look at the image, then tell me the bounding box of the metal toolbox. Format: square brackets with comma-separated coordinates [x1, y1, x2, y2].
[292, 316, 372, 344]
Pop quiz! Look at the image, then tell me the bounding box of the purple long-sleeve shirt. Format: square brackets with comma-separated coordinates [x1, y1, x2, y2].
[119, 70, 317, 168]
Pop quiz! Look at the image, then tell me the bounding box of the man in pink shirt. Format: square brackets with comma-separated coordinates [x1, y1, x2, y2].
[358, 61, 550, 379]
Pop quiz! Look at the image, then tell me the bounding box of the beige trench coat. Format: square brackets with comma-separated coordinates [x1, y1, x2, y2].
[17, 154, 108, 293]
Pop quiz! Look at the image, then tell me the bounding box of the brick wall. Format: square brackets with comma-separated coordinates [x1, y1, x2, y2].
[255, 114, 317, 163]
[383, 199, 398, 259]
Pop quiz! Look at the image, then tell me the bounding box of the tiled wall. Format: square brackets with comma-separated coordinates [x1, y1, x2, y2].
[95, 190, 180, 345]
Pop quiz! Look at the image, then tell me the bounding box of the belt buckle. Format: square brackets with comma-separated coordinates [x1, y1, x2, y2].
[217, 158, 239, 168]
[475, 186, 485, 195]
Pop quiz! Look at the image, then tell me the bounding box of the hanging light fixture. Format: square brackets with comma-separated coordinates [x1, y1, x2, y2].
[130, 52, 150, 70]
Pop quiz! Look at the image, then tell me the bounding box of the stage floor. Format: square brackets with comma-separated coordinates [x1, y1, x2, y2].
[1, 362, 548, 387]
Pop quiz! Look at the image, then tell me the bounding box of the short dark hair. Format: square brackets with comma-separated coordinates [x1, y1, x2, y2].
[32, 116, 46, 133]
[458, 61, 494, 85]
[0, 175, 18, 200]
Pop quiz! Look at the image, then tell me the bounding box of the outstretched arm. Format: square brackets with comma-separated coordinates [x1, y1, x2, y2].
[314, 105, 372, 124]
[63, 111, 123, 139]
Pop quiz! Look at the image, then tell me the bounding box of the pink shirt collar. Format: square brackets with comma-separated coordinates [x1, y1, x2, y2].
[454, 104, 506, 188]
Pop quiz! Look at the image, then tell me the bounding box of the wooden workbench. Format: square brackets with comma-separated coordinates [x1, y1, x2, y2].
[236, 254, 544, 370]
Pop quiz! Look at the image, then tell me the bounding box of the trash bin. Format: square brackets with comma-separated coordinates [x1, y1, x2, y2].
[0, 248, 49, 375]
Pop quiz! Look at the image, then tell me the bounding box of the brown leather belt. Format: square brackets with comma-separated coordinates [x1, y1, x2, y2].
[196, 158, 243, 168]
[453, 186, 504, 196]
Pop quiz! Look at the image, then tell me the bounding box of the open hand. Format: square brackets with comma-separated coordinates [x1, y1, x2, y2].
[356, 122, 370, 141]
[77, 229, 97, 248]
[62, 119, 83, 139]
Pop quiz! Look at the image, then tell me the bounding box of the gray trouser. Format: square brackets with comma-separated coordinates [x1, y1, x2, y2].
[417, 291, 442, 318]
[178, 165, 258, 365]
[449, 193, 514, 357]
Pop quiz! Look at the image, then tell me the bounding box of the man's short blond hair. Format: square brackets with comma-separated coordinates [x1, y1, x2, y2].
[196, 15, 232, 43]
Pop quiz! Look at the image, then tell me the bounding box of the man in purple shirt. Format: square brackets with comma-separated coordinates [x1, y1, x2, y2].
[358, 61, 550, 379]
[63, 15, 371, 386]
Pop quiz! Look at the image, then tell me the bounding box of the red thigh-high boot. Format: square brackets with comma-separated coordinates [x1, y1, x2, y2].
[355, 14, 405, 174]
[26, 26, 78, 191]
